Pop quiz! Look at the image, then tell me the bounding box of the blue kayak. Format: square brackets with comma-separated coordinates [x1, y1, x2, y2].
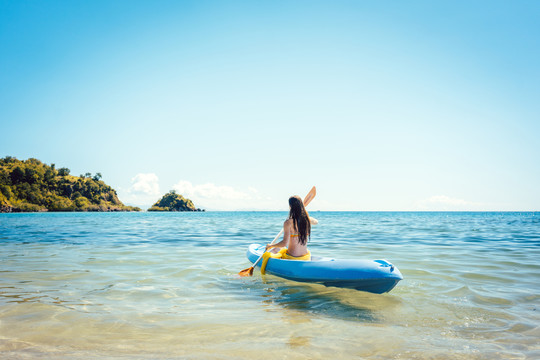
[246, 244, 403, 294]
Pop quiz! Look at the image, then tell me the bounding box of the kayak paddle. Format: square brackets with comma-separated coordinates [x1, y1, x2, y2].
[238, 186, 316, 277]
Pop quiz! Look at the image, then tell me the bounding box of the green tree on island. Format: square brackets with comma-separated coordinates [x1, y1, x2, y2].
[148, 190, 203, 211]
[0, 156, 141, 212]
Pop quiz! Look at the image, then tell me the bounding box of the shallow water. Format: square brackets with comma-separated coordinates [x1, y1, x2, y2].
[0, 212, 539, 359]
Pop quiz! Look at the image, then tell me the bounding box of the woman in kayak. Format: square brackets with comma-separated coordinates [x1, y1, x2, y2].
[265, 195, 318, 260]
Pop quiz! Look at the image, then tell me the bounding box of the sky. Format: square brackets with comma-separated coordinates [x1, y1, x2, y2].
[1, 0, 539, 211]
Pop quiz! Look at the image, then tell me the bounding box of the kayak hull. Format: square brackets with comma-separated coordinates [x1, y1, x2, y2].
[246, 244, 403, 294]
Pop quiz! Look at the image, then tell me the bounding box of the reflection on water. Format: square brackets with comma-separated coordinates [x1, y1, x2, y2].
[257, 276, 390, 323]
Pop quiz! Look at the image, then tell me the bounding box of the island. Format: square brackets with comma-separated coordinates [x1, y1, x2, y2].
[148, 190, 204, 212]
[0, 156, 141, 212]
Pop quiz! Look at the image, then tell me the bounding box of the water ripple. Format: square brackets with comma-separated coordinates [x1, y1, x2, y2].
[1, 211, 539, 359]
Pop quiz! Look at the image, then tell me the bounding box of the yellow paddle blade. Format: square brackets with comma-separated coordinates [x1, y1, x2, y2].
[303, 186, 316, 207]
[238, 266, 254, 277]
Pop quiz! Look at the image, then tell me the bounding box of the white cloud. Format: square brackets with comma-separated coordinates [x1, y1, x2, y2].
[415, 195, 485, 211]
[130, 173, 160, 196]
[118, 177, 280, 210]
[172, 180, 276, 210]
[117, 173, 161, 208]
[173, 180, 250, 200]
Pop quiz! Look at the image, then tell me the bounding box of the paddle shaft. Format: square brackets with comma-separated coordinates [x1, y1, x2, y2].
[251, 229, 283, 268]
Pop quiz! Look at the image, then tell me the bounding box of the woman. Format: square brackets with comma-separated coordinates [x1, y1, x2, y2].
[265, 195, 318, 261]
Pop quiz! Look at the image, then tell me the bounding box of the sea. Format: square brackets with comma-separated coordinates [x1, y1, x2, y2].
[0, 212, 538, 359]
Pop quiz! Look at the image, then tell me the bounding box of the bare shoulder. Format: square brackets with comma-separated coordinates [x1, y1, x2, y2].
[284, 218, 293, 228]
[309, 216, 318, 225]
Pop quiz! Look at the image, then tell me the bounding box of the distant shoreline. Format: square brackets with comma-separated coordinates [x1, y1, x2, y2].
[0, 157, 201, 213]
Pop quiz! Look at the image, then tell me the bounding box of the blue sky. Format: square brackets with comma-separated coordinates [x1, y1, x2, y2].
[1, 0, 539, 210]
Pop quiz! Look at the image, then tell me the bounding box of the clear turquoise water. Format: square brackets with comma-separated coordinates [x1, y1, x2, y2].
[1, 212, 539, 359]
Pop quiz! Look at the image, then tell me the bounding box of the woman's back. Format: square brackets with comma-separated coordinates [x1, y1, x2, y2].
[284, 217, 318, 257]
[265, 195, 317, 258]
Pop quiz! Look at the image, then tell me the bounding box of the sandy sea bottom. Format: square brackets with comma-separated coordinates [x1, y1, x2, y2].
[0, 212, 539, 359]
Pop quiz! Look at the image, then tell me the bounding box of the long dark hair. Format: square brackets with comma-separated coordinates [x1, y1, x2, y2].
[289, 195, 311, 245]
